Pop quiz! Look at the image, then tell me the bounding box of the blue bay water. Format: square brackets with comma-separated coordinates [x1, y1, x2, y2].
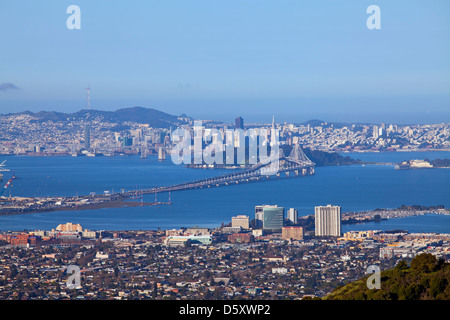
[0, 151, 449, 232]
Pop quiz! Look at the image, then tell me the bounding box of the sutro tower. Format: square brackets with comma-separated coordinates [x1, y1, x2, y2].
[86, 85, 91, 110]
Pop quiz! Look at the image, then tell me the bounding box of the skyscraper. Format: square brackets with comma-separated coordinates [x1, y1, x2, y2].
[255, 205, 264, 228]
[372, 125, 379, 139]
[84, 126, 91, 150]
[235, 116, 244, 130]
[287, 208, 298, 224]
[255, 205, 284, 230]
[315, 205, 341, 237]
[262, 205, 284, 231]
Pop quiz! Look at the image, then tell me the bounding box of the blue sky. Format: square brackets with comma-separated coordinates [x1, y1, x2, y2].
[0, 0, 449, 124]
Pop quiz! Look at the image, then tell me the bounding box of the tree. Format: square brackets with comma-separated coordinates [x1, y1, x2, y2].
[395, 260, 408, 271]
[411, 253, 437, 274]
[430, 277, 446, 298]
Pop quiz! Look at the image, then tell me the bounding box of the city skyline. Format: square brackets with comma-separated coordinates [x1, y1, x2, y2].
[0, 1, 449, 305]
[0, 1, 449, 123]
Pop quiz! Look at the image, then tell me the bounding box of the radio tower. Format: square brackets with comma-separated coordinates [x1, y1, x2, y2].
[86, 85, 91, 110]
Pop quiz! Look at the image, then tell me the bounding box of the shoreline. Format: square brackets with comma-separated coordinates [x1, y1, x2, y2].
[0, 200, 169, 216]
[1, 148, 450, 158]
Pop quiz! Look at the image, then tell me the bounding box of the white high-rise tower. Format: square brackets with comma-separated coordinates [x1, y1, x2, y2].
[315, 205, 341, 236]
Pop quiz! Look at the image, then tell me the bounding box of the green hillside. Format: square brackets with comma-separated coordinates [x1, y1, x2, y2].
[325, 253, 450, 300]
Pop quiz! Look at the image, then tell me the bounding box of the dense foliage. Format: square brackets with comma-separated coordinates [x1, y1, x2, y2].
[325, 253, 449, 300]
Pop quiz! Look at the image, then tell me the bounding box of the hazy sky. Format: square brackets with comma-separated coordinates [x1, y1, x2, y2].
[0, 0, 449, 124]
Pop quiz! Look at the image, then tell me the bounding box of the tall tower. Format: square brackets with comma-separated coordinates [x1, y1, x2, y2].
[287, 208, 298, 224]
[86, 85, 91, 110]
[235, 116, 244, 130]
[84, 126, 91, 150]
[315, 205, 341, 237]
[270, 115, 278, 147]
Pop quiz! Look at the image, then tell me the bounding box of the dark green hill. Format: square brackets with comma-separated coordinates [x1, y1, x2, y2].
[303, 148, 361, 166]
[9, 106, 189, 128]
[281, 145, 361, 166]
[325, 253, 450, 300]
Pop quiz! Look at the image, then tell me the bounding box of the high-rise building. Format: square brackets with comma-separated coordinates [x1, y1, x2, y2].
[372, 126, 379, 139]
[56, 222, 83, 232]
[260, 205, 284, 231]
[287, 208, 298, 224]
[255, 205, 281, 228]
[255, 205, 265, 228]
[84, 126, 91, 150]
[315, 205, 341, 236]
[282, 226, 303, 240]
[235, 116, 244, 130]
[232, 215, 249, 229]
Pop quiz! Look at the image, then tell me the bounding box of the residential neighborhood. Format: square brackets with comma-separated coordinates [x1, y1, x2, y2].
[0, 221, 448, 300]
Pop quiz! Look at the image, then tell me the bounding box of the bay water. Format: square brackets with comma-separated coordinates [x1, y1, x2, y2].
[0, 151, 449, 233]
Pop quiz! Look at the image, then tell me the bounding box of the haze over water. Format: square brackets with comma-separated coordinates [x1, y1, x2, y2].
[0, 151, 449, 233]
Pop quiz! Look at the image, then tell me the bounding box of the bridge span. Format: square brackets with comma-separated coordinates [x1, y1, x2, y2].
[123, 144, 315, 196]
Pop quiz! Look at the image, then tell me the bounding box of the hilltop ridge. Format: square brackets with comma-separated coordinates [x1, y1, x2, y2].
[3, 106, 190, 129]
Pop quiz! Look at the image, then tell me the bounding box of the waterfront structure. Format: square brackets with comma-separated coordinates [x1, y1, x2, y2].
[56, 222, 83, 232]
[262, 205, 284, 231]
[315, 205, 341, 237]
[282, 226, 304, 240]
[232, 215, 249, 229]
[287, 208, 298, 224]
[341, 230, 381, 241]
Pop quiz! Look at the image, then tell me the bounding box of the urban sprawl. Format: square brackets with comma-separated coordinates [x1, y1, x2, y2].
[0, 205, 449, 300]
[0, 112, 449, 156]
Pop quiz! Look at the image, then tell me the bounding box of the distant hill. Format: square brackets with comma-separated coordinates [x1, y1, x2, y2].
[324, 253, 450, 300]
[303, 148, 361, 166]
[6, 106, 189, 128]
[280, 145, 361, 166]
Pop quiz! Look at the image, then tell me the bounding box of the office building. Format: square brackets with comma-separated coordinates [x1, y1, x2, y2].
[235, 116, 244, 130]
[262, 205, 284, 231]
[282, 226, 303, 240]
[287, 208, 298, 224]
[232, 215, 249, 229]
[255, 205, 264, 228]
[255, 205, 282, 229]
[315, 205, 341, 236]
